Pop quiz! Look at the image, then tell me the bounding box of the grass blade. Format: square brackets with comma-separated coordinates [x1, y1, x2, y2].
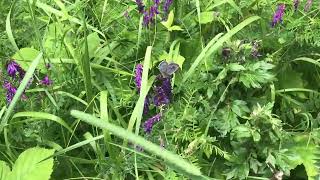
[100, 91, 119, 166]
[6, 1, 23, 58]
[11, 112, 73, 133]
[127, 46, 153, 135]
[293, 57, 320, 68]
[81, 17, 94, 112]
[182, 16, 261, 83]
[70, 110, 203, 178]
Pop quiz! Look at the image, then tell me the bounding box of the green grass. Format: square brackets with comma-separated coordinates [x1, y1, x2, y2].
[1, 0, 320, 179]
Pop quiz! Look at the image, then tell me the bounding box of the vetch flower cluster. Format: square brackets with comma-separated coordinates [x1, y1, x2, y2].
[7, 60, 25, 80]
[154, 75, 172, 106]
[143, 0, 160, 26]
[135, 0, 145, 13]
[134, 63, 150, 114]
[135, 0, 174, 26]
[3, 81, 17, 103]
[135, 64, 143, 92]
[2, 60, 53, 104]
[163, 0, 173, 20]
[134, 61, 177, 134]
[271, 4, 285, 27]
[3, 61, 27, 104]
[41, 75, 53, 86]
[143, 113, 161, 133]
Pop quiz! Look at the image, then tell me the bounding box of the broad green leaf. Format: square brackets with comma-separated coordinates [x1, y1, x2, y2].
[12, 48, 46, 72]
[9, 147, 55, 180]
[85, 32, 101, 58]
[0, 161, 10, 180]
[280, 135, 320, 179]
[199, 11, 215, 24]
[159, 43, 185, 70]
[161, 11, 174, 29]
[168, 25, 183, 32]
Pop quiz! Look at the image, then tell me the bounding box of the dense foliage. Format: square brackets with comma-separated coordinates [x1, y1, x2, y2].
[0, 0, 320, 179]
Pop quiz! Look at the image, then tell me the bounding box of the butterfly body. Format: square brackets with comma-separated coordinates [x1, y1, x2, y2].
[158, 61, 179, 78]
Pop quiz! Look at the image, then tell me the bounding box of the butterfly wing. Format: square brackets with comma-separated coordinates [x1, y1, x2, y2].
[159, 61, 169, 77]
[166, 63, 179, 75]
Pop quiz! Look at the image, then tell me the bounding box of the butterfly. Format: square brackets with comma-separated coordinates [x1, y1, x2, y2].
[158, 60, 180, 78]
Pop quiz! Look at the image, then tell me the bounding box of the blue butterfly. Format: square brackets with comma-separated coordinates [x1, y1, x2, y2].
[158, 61, 180, 78]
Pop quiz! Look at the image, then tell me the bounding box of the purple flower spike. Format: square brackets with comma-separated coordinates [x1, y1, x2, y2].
[135, 0, 145, 14]
[142, 0, 161, 26]
[154, 76, 172, 106]
[7, 61, 25, 79]
[271, 4, 286, 27]
[41, 75, 53, 86]
[144, 97, 150, 114]
[163, 0, 173, 20]
[304, 0, 313, 12]
[3, 81, 17, 103]
[143, 11, 151, 26]
[134, 64, 150, 114]
[144, 113, 162, 133]
[135, 64, 143, 92]
[293, 0, 300, 11]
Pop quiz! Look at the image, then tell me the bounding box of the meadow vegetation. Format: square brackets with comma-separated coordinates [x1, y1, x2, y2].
[0, 0, 320, 179]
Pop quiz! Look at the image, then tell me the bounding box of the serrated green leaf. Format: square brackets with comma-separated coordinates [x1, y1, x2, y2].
[9, 147, 55, 180]
[228, 63, 245, 71]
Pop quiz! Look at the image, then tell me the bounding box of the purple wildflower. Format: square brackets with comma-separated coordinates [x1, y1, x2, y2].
[154, 75, 172, 106]
[134, 64, 150, 114]
[3, 81, 17, 103]
[144, 97, 150, 114]
[143, 11, 150, 26]
[135, 64, 143, 92]
[163, 0, 173, 20]
[144, 113, 162, 133]
[271, 4, 286, 27]
[135, 0, 145, 14]
[304, 0, 313, 12]
[6, 61, 25, 79]
[293, 0, 300, 11]
[41, 75, 53, 86]
[142, 0, 160, 26]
